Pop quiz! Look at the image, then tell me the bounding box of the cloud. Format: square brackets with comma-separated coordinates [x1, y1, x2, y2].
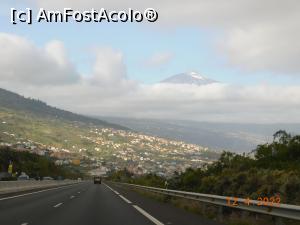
[0, 33, 79, 85]
[142, 52, 174, 68]
[1, 33, 300, 124]
[83, 47, 138, 97]
[31, 0, 300, 75]
[9, 81, 300, 124]
[89, 48, 128, 85]
[0, 33, 137, 106]
[114, 83, 300, 123]
[219, 21, 300, 74]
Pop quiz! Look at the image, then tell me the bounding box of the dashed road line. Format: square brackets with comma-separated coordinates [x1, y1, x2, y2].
[53, 202, 63, 208]
[133, 205, 164, 225]
[70, 195, 75, 199]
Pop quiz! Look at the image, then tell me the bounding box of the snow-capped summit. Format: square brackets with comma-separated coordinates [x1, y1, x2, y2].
[160, 71, 218, 85]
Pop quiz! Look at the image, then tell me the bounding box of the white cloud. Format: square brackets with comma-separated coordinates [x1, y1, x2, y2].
[0, 33, 79, 85]
[1, 33, 300, 123]
[143, 52, 174, 68]
[83, 47, 138, 97]
[45, 40, 70, 67]
[7, 81, 300, 124]
[31, 0, 300, 75]
[89, 48, 129, 85]
[220, 21, 300, 74]
[114, 83, 300, 123]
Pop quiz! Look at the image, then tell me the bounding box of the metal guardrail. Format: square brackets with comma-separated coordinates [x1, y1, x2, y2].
[114, 182, 300, 221]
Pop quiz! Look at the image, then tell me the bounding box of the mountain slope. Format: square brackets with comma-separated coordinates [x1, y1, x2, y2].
[0, 88, 126, 130]
[0, 88, 219, 176]
[101, 117, 300, 152]
[160, 71, 218, 85]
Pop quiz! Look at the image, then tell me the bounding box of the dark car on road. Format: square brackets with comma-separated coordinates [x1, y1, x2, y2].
[94, 176, 101, 184]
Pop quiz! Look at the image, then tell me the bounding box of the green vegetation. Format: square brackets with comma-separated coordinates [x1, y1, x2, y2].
[0, 88, 218, 173]
[109, 130, 300, 205]
[0, 107, 96, 149]
[0, 87, 127, 156]
[0, 146, 82, 180]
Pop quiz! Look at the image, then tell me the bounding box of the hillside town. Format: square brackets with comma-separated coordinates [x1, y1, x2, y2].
[0, 126, 219, 177]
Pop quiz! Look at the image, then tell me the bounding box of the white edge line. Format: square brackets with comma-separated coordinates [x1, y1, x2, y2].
[53, 202, 63, 208]
[133, 205, 164, 225]
[0, 184, 78, 201]
[104, 183, 117, 193]
[104, 184, 132, 204]
[119, 195, 132, 204]
[103, 183, 113, 191]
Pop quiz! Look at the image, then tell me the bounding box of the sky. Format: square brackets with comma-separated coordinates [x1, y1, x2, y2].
[0, 0, 300, 123]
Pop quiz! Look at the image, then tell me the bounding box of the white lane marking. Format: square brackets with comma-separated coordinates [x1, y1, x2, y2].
[103, 183, 114, 192]
[133, 205, 164, 225]
[0, 184, 80, 201]
[21, 223, 28, 225]
[104, 183, 119, 194]
[70, 195, 75, 199]
[119, 194, 132, 204]
[104, 184, 131, 203]
[53, 202, 63, 208]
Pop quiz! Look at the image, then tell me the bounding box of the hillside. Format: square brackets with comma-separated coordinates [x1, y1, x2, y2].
[0, 88, 219, 176]
[0, 88, 126, 130]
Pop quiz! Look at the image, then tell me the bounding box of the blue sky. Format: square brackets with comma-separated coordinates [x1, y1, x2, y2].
[1, 1, 299, 86]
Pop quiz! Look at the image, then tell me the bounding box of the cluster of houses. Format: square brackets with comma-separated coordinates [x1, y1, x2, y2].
[1, 126, 217, 178]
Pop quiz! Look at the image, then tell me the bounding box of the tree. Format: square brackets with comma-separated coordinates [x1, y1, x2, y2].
[273, 130, 291, 144]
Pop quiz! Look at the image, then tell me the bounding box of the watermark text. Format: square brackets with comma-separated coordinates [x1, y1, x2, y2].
[11, 8, 158, 25]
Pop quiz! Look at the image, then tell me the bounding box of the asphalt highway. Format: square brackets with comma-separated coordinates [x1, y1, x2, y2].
[0, 182, 222, 225]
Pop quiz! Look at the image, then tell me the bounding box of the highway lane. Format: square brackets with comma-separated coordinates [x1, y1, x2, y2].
[0, 182, 154, 225]
[0, 182, 222, 225]
[0, 182, 88, 225]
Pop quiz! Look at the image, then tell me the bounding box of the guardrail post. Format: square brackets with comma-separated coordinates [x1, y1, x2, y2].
[217, 205, 223, 222]
[274, 217, 284, 225]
